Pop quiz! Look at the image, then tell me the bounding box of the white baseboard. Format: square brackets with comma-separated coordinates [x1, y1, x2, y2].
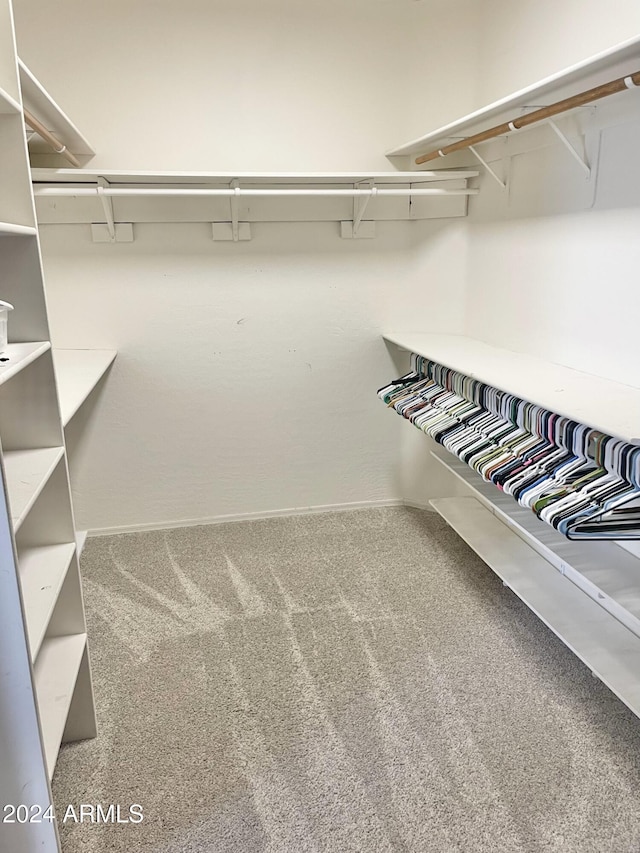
[85, 498, 408, 538]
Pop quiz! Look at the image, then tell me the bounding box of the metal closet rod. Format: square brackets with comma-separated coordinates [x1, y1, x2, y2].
[415, 69, 640, 165]
[23, 108, 81, 168]
[34, 186, 479, 198]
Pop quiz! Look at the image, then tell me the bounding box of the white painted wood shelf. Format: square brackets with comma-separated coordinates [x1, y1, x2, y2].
[30, 168, 479, 185]
[19, 542, 76, 660]
[53, 348, 117, 426]
[384, 332, 640, 443]
[0, 83, 20, 114]
[0, 221, 37, 236]
[387, 34, 640, 157]
[4, 446, 64, 531]
[34, 632, 87, 778]
[18, 58, 94, 163]
[430, 444, 640, 638]
[430, 496, 640, 718]
[0, 341, 50, 385]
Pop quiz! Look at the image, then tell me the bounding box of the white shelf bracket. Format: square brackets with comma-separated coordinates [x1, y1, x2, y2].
[230, 179, 240, 242]
[91, 178, 133, 243]
[468, 145, 508, 190]
[96, 178, 115, 241]
[547, 120, 591, 177]
[353, 182, 377, 236]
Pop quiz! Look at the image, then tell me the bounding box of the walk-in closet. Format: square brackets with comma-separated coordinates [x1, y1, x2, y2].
[2, 1, 640, 851]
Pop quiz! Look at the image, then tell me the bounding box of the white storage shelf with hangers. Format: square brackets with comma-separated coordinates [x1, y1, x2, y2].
[383, 332, 640, 718]
[386, 35, 640, 182]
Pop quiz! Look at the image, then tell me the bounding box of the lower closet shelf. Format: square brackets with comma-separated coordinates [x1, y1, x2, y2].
[19, 542, 76, 660]
[3, 447, 65, 530]
[34, 632, 86, 778]
[430, 496, 640, 716]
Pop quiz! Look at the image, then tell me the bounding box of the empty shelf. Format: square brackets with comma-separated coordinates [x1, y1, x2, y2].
[430, 445, 640, 637]
[0, 341, 50, 386]
[34, 632, 86, 778]
[19, 542, 76, 660]
[430, 496, 640, 717]
[53, 349, 117, 426]
[0, 84, 20, 114]
[384, 332, 640, 443]
[3, 447, 65, 530]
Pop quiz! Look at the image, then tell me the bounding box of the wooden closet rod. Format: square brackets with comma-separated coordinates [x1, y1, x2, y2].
[415, 69, 640, 165]
[23, 107, 81, 168]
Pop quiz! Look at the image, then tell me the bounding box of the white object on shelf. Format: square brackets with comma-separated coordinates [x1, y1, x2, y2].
[0, 341, 49, 384]
[0, 299, 13, 352]
[430, 445, 640, 639]
[387, 34, 640, 157]
[53, 348, 117, 426]
[383, 332, 640, 443]
[430, 496, 640, 718]
[19, 542, 76, 660]
[18, 59, 94, 161]
[3, 446, 64, 530]
[33, 632, 87, 778]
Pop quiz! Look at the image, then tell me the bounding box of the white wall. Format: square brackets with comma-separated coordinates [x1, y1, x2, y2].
[475, 0, 640, 106]
[13, 0, 476, 171]
[463, 0, 640, 388]
[43, 219, 468, 532]
[11, 0, 479, 530]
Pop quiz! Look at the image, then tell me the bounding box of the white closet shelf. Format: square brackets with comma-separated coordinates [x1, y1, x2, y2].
[76, 530, 88, 556]
[34, 632, 87, 778]
[430, 496, 640, 718]
[430, 445, 640, 638]
[0, 342, 50, 385]
[383, 332, 640, 443]
[387, 34, 640, 157]
[53, 348, 117, 426]
[19, 542, 76, 661]
[0, 83, 20, 114]
[30, 168, 479, 185]
[18, 59, 94, 159]
[0, 221, 37, 236]
[4, 446, 65, 531]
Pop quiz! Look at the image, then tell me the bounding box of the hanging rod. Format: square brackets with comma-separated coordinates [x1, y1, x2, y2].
[33, 186, 479, 198]
[23, 108, 81, 168]
[415, 69, 640, 165]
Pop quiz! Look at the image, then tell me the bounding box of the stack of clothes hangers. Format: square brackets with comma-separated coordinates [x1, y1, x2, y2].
[378, 354, 640, 540]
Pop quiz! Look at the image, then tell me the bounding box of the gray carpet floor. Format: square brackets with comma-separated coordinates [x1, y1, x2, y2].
[53, 507, 640, 852]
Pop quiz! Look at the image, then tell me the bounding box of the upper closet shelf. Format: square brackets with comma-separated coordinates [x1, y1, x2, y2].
[383, 333, 640, 444]
[387, 35, 640, 159]
[18, 59, 94, 167]
[30, 170, 480, 236]
[53, 349, 117, 426]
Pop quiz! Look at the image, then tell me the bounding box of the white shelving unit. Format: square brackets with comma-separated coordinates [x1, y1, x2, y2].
[53, 348, 117, 427]
[0, 6, 102, 851]
[384, 332, 640, 442]
[386, 35, 640, 159]
[383, 330, 640, 717]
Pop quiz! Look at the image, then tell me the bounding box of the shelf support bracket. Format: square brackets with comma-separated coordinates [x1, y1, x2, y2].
[230, 179, 240, 242]
[468, 145, 507, 190]
[547, 120, 591, 177]
[91, 178, 133, 243]
[96, 178, 115, 241]
[353, 182, 377, 236]
[342, 181, 377, 239]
